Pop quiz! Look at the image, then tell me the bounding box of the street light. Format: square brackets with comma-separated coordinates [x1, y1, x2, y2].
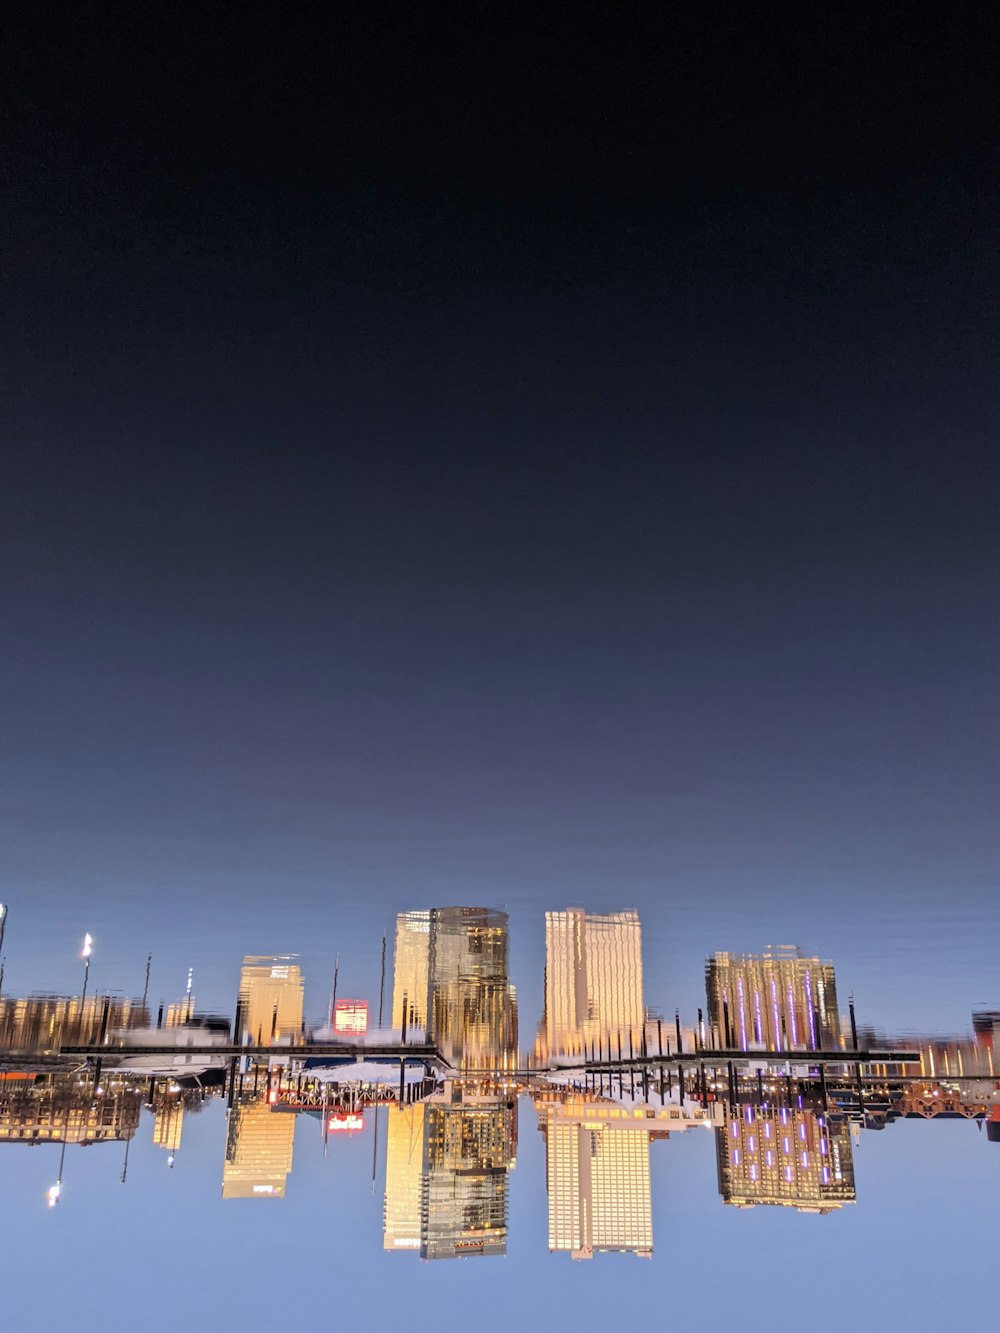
[0, 904, 7, 994]
[48, 1138, 68, 1208]
[81, 933, 93, 1003]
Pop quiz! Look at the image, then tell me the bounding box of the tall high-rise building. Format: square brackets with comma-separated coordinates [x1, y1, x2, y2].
[706, 947, 840, 1052]
[222, 1101, 296, 1199]
[715, 1105, 856, 1213]
[391, 910, 431, 1033]
[427, 907, 518, 1071]
[539, 1099, 653, 1258]
[237, 955, 304, 1046]
[541, 909, 645, 1060]
[418, 1090, 516, 1260]
[383, 1103, 426, 1251]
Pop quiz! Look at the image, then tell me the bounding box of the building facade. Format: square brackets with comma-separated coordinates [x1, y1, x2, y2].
[540, 908, 645, 1060]
[391, 909, 431, 1034]
[392, 907, 517, 1070]
[427, 907, 518, 1071]
[706, 947, 840, 1052]
[237, 955, 304, 1046]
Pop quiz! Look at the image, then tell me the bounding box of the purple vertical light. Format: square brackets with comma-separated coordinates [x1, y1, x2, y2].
[804, 969, 817, 1049]
[770, 976, 781, 1052]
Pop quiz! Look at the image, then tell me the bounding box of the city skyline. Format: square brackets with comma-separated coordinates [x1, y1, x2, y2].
[4, 2, 999, 1325]
[2, 906, 997, 1067]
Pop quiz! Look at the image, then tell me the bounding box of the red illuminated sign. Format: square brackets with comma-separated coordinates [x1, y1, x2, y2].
[334, 999, 369, 1034]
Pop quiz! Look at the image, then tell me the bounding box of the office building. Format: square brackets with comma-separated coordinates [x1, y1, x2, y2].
[706, 947, 840, 1052]
[237, 955, 304, 1046]
[427, 907, 518, 1071]
[540, 908, 645, 1060]
[391, 910, 431, 1034]
[0, 994, 147, 1052]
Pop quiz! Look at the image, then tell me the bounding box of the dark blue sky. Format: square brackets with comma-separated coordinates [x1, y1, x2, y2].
[2, 5, 998, 1032]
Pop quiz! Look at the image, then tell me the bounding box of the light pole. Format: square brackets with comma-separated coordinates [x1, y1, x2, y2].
[0, 903, 7, 996]
[81, 933, 93, 1003]
[48, 1138, 68, 1208]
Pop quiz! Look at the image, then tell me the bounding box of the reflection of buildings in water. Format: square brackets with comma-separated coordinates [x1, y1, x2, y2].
[0, 994, 147, 1052]
[383, 1103, 426, 1251]
[0, 1073, 142, 1145]
[539, 908, 645, 1060]
[222, 1101, 296, 1198]
[538, 1098, 654, 1259]
[391, 910, 431, 1034]
[152, 1088, 185, 1154]
[715, 1105, 856, 1213]
[237, 956, 304, 1046]
[706, 948, 840, 1052]
[544, 1109, 653, 1263]
[419, 1088, 517, 1260]
[394, 906, 518, 1071]
[900, 1081, 992, 1119]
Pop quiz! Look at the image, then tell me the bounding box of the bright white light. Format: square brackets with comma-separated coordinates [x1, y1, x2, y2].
[47, 1183, 61, 1207]
[0, 904, 7, 922]
[81, 933, 93, 959]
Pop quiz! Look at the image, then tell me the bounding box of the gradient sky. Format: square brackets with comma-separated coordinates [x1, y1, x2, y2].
[1, 1099, 997, 1330]
[2, 6, 999, 1034]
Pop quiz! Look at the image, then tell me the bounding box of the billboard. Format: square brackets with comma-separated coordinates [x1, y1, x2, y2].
[334, 999, 369, 1034]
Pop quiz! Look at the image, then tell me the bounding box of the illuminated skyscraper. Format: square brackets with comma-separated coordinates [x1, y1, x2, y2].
[391, 907, 517, 1067]
[706, 947, 840, 1052]
[541, 909, 645, 1059]
[391, 910, 431, 1033]
[715, 1105, 856, 1212]
[427, 907, 517, 1071]
[419, 1091, 516, 1259]
[383, 1103, 426, 1251]
[539, 1099, 653, 1258]
[237, 955, 304, 1046]
[222, 1101, 296, 1198]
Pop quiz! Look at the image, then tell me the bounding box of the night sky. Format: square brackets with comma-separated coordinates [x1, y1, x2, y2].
[3, 5, 998, 1029]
